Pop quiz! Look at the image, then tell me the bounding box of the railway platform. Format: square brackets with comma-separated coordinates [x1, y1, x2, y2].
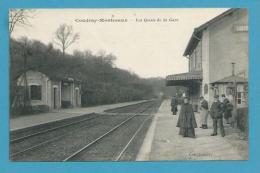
[137, 99, 248, 160]
[10, 100, 147, 131]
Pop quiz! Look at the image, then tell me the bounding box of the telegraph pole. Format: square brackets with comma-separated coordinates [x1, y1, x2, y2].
[21, 40, 31, 112]
[231, 62, 237, 109]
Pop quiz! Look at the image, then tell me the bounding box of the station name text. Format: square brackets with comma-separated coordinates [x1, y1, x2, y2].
[74, 17, 179, 24]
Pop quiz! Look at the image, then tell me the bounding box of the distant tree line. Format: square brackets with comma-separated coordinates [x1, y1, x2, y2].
[10, 38, 165, 107]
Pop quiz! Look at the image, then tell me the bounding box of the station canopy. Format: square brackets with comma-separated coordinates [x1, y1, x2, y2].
[166, 71, 202, 86]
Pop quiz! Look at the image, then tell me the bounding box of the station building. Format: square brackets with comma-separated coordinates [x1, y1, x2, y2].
[166, 8, 248, 109]
[16, 70, 82, 111]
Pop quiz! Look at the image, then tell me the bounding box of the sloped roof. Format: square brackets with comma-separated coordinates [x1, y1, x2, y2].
[211, 75, 247, 84]
[183, 8, 237, 56]
[16, 68, 81, 84]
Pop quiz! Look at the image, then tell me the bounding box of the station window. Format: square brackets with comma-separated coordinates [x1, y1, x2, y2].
[234, 24, 248, 32]
[30, 85, 42, 100]
[237, 92, 242, 104]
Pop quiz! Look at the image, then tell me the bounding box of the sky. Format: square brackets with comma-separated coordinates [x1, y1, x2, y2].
[12, 8, 228, 78]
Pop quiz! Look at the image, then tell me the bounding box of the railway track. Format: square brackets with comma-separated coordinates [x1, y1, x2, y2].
[104, 100, 158, 113]
[10, 113, 98, 140]
[10, 100, 162, 161]
[10, 113, 127, 160]
[114, 115, 153, 161]
[10, 114, 103, 158]
[11, 114, 98, 143]
[63, 101, 157, 161]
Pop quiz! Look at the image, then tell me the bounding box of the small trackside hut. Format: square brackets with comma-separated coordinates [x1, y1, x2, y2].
[15, 70, 82, 112]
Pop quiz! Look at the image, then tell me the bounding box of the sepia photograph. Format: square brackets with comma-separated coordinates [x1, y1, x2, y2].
[9, 8, 248, 161]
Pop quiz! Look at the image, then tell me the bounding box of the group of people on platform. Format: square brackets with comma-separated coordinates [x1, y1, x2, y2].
[171, 94, 234, 138]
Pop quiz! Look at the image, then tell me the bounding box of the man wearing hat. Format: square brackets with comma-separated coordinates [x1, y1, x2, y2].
[209, 95, 225, 137]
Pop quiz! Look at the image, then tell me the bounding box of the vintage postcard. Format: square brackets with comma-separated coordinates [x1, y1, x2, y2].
[1, 1, 259, 173]
[9, 8, 248, 161]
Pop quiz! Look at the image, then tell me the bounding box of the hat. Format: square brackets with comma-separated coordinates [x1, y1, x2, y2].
[214, 95, 219, 98]
[221, 94, 226, 97]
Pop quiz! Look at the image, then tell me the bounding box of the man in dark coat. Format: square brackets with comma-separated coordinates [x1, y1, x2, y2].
[210, 95, 225, 137]
[171, 96, 178, 115]
[176, 97, 197, 138]
[221, 94, 233, 124]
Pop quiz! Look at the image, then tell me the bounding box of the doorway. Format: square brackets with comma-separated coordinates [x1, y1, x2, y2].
[53, 87, 57, 109]
[75, 88, 79, 107]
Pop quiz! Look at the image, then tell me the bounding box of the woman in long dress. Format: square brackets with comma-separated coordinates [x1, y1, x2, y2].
[176, 97, 197, 138]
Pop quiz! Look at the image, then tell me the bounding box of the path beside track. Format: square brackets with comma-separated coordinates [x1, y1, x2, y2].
[10, 100, 148, 131]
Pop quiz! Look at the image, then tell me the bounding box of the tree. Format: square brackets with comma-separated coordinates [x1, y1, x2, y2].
[54, 24, 80, 57]
[10, 38, 159, 109]
[9, 9, 35, 66]
[9, 9, 35, 36]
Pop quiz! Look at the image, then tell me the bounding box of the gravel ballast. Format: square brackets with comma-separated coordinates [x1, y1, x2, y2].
[10, 100, 162, 161]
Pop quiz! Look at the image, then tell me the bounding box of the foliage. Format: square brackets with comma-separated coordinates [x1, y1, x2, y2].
[10, 38, 164, 107]
[9, 9, 35, 36]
